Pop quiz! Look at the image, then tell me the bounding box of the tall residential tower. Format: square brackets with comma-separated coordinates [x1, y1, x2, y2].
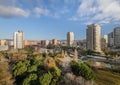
[86, 24, 101, 52]
[67, 32, 74, 47]
[114, 27, 120, 48]
[14, 30, 24, 49]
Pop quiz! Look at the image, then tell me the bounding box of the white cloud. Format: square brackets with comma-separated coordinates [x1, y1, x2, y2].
[0, 5, 29, 18]
[33, 6, 69, 18]
[77, 0, 96, 17]
[59, 8, 69, 14]
[34, 7, 50, 17]
[71, 0, 120, 24]
[69, 17, 79, 21]
[52, 7, 69, 19]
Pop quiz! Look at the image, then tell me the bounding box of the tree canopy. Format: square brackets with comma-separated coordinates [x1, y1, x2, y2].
[70, 60, 95, 80]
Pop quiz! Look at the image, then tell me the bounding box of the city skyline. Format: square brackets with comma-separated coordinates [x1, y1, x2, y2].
[0, 0, 120, 40]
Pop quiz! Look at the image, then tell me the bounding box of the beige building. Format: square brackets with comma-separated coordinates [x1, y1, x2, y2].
[0, 40, 6, 46]
[86, 24, 101, 52]
[67, 32, 74, 47]
[24, 40, 39, 46]
[14, 30, 24, 49]
[52, 39, 58, 45]
[40, 40, 49, 47]
[44, 40, 49, 46]
[6, 39, 14, 46]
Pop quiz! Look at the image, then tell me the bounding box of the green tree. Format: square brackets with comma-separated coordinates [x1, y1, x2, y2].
[24, 46, 34, 53]
[34, 54, 43, 61]
[27, 65, 37, 73]
[81, 49, 87, 56]
[70, 60, 95, 80]
[50, 66, 61, 85]
[12, 61, 27, 77]
[22, 74, 37, 85]
[87, 50, 95, 55]
[39, 72, 53, 85]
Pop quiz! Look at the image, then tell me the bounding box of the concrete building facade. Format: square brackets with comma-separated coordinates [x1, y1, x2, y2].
[14, 30, 24, 49]
[44, 40, 49, 46]
[0, 40, 6, 46]
[67, 32, 74, 47]
[114, 27, 120, 48]
[108, 32, 114, 47]
[52, 39, 58, 45]
[86, 24, 101, 52]
[103, 35, 108, 44]
[6, 39, 14, 47]
[24, 40, 39, 46]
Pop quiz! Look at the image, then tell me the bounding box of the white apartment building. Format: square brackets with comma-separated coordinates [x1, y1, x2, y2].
[14, 30, 24, 49]
[86, 24, 101, 52]
[67, 32, 74, 47]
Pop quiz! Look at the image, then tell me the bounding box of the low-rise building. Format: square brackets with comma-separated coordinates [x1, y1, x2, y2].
[0, 45, 9, 51]
[24, 40, 39, 46]
[52, 39, 58, 46]
[0, 40, 6, 46]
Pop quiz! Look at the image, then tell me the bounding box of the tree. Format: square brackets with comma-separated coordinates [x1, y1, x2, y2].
[42, 53, 47, 57]
[12, 61, 27, 77]
[70, 60, 95, 80]
[81, 49, 87, 56]
[87, 50, 95, 55]
[0, 62, 14, 85]
[22, 74, 37, 85]
[44, 57, 56, 70]
[103, 47, 110, 56]
[0, 52, 3, 61]
[61, 50, 65, 57]
[50, 66, 61, 85]
[39, 72, 53, 85]
[27, 65, 37, 73]
[12, 54, 62, 85]
[34, 54, 43, 61]
[23, 46, 34, 53]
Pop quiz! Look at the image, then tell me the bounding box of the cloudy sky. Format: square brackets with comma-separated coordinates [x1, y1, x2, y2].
[0, 0, 120, 40]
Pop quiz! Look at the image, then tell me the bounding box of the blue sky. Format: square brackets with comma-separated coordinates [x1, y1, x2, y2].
[0, 0, 120, 40]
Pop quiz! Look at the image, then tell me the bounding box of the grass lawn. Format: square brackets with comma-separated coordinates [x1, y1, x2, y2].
[95, 69, 120, 85]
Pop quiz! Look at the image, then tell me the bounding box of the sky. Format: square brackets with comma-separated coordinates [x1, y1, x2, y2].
[0, 0, 120, 40]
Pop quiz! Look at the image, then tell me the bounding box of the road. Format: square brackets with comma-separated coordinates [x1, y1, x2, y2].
[79, 55, 120, 64]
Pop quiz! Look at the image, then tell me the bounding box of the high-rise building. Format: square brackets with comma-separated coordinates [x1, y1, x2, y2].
[14, 30, 24, 49]
[86, 24, 101, 52]
[114, 27, 120, 48]
[108, 32, 114, 47]
[67, 32, 74, 47]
